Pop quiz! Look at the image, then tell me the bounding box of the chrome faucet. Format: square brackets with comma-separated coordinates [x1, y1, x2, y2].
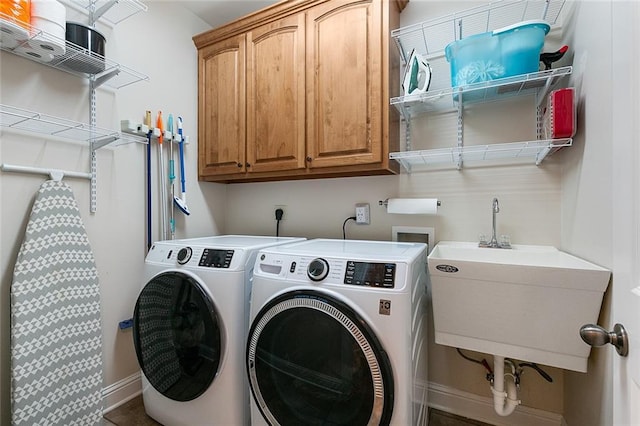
[479, 197, 511, 249]
[490, 197, 500, 247]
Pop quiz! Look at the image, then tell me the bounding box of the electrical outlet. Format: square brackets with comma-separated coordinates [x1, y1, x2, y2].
[274, 205, 286, 221]
[355, 203, 370, 225]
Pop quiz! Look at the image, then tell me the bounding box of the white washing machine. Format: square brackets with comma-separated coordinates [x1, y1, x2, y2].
[246, 239, 429, 426]
[133, 235, 304, 426]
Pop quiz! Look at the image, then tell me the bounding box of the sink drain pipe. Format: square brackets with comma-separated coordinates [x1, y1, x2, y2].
[491, 355, 520, 416]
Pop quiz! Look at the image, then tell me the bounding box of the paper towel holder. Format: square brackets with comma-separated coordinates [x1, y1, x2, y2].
[378, 198, 441, 208]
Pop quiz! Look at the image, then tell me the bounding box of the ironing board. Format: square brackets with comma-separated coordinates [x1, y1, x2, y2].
[10, 180, 103, 425]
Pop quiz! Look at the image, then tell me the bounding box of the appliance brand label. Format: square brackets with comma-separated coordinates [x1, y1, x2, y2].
[379, 299, 391, 316]
[436, 264, 459, 273]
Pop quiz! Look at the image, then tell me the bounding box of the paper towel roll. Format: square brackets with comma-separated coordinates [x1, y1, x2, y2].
[29, 0, 67, 56]
[386, 198, 439, 215]
[16, 42, 55, 62]
[29, 31, 65, 55]
[29, 0, 66, 55]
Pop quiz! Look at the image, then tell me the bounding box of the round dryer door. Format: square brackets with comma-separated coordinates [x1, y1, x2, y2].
[133, 271, 222, 402]
[246, 290, 394, 425]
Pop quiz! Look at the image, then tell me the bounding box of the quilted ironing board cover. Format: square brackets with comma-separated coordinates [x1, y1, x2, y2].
[11, 180, 103, 425]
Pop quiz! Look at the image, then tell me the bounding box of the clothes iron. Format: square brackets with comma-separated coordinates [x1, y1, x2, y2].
[402, 49, 432, 96]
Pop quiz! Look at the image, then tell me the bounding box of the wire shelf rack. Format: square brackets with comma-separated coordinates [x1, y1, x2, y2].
[0, 13, 149, 89]
[388, 0, 572, 171]
[1, 1, 147, 213]
[392, 0, 567, 63]
[0, 104, 146, 146]
[391, 66, 572, 119]
[390, 138, 572, 171]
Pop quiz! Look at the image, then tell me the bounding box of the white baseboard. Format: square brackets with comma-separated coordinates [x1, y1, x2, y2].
[99, 374, 568, 426]
[102, 372, 142, 414]
[428, 381, 567, 426]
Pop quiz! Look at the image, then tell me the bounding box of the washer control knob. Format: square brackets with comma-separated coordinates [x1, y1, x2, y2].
[177, 247, 193, 265]
[307, 258, 329, 281]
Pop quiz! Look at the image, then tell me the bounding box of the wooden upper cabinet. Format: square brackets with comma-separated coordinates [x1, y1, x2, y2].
[306, 0, 382, 169]
[246, 14, 306, 173]
[198, 34, 246, 177]
[194, 0, 401, 183]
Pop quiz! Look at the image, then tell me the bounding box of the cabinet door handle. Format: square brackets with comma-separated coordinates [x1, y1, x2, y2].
[246, 162, 251, 168]
[237, 162, 243, 168]
[306, 156, 312, 162]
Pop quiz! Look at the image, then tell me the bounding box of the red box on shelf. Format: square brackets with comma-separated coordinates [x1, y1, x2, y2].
[543, 88, 576, 139]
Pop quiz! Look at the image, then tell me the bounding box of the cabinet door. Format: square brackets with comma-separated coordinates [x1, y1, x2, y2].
[198, 34, 246, 177]
[246, 14, 306, 174]
[306, 0, 383, 169]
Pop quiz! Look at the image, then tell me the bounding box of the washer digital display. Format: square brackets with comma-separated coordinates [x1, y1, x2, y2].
[344, 261, 395, 288]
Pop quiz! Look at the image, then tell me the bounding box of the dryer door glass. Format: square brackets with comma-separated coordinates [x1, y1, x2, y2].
[133, 272, 222, 401]
[247, 290, 393, 425]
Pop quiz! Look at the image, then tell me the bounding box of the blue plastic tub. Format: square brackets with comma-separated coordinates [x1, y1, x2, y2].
[445, 20, 550, 87]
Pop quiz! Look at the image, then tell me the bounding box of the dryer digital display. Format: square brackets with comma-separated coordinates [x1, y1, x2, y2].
[199, 249, 234, 268]
[344, 261, 395, 288]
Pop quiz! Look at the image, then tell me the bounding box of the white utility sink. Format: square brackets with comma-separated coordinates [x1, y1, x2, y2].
[428, 241, 611, 372]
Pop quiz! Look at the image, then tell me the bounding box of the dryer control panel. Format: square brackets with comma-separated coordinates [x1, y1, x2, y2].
[199, 249, 234, 268]
[294, 257, 396, 288]
[256, 253, 408, 291]
[173, 247, 234, 268]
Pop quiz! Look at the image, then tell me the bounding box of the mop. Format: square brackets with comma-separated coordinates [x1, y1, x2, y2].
[11, 180, 103, 425]
[174, 116, 191, 215]
[167, 113, 176, 239]
[145, 110, 152, 250]
[156, 111, 168, 240]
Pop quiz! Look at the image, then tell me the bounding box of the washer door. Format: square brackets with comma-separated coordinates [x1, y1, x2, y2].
[246, 290, 394, 425]
[133, 271, 222, 402]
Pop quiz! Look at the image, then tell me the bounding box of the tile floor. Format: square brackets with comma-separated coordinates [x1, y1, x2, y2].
[103, 396, 160, 426]
[103, 395, 494, 426]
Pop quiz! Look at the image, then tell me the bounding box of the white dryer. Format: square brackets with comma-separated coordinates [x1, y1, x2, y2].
[246, 239, 429, 426]
[133, 235, 304, 426]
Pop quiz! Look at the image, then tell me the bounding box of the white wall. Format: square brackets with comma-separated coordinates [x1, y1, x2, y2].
[560, 1, 614, 425]
[0, 2, 224, 423]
